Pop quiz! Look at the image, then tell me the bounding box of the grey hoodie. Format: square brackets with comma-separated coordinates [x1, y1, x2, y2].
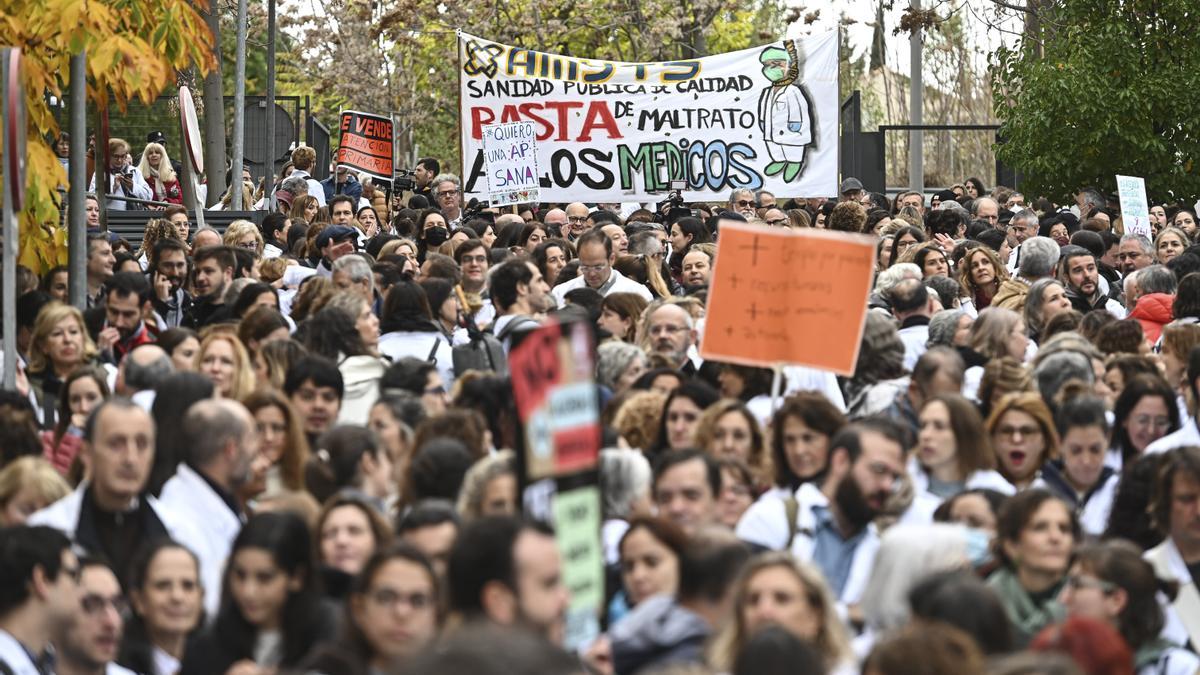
[609, 595, 710, 675]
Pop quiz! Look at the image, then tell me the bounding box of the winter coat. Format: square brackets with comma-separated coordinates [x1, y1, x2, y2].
[1130, 293, 1175, 343]
[992, 278, 1031, 313]
[609, 595, 709, 675]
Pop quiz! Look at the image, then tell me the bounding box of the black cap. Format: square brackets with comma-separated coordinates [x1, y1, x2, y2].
[147, 131, 166, 144]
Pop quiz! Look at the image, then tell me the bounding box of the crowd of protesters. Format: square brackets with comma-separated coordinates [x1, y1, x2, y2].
[6, 137, 1200, 675]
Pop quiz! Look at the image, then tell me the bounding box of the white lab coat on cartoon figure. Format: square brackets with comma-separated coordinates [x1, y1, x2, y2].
[759, 83, 811, 163]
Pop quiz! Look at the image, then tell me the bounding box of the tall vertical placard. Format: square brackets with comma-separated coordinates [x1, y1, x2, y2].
[509, 319, 602, 651]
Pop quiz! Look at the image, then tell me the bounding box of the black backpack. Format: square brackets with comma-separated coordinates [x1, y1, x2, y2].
[450, 316, 539, 378]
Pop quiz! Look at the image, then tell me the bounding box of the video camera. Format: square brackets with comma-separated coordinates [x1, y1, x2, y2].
[655, 179, 696, 225]
[461, 197, 494, 225]
[393, 169, 415, 192]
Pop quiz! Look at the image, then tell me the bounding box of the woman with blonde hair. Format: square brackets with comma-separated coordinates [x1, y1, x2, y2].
[962, 307, 1030, 400]
[223, 219, 264, 257]
[708, 552, 853, 674]
[0, 456, 71, 526]
[27, 303, 104, 428]
[613, 390, 667, 452]
[986, 392, 1059, 489]
[196, 332, 255, 400]
[455, 450, 517, 521]
[692, 399, 770, 486]
[1155, 226, 1189, 264]
[135, 218, 180, 270]
[290, 194, 325, 225]
[138, 142, 182, 205]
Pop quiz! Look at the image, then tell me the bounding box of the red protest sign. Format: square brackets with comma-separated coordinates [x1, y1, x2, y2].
[701, 222, 877, 376]
[509, 320, 601, 480]
[336, 110, 393, 182]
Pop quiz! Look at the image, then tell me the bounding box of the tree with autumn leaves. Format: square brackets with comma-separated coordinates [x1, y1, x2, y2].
[0, 0, 215, 271]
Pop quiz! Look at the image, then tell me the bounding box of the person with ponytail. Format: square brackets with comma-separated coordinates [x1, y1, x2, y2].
[1061, 540, 1200, 675]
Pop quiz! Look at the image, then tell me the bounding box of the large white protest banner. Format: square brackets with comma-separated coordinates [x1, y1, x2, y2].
[458, 31, 839, 203]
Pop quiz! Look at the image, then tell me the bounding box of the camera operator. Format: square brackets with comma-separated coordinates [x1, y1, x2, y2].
[89, 138, 152, 211]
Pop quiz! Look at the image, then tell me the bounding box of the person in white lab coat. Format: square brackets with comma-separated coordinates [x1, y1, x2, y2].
[157, 399, 259, 616]
[0, 525, 80, 675]
[757, 43, 814, 183]
[26, 399, 218, 617]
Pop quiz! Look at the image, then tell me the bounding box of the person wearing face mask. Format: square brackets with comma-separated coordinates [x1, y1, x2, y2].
[415, 208, 451, 263]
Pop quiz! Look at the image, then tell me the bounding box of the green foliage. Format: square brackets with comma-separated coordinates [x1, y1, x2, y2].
[991, 0, 1200, 202]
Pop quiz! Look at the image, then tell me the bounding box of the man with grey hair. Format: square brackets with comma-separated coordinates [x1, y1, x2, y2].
[1034, 350, 1094, 412]
[1006, 208, 1040, 270]
[1076, 187, 1107, 221]
[869, 263, 922, 312]
[432, 173, 463, 226]
[332, 253, 376, 308]
[728, 188, 756, 219]
[994, 236, 1060, 313]
[629, 230, 664, 258]
[279, 174, 309, 200]
[543, 208, 568, 235]
[645, 301, 699, 374]
[971, 196, 1000, 228]
[1128, 264, 1178, 343]
[117, 344, 173, 409]
[157, 399, 258, 613]
[1117, 233, 1154, 276]
[599, 448, 652, 537]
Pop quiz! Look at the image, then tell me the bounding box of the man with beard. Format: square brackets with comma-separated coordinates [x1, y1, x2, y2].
[85, 272, 159, 365]
[728, 188, 757, 219]
[488, 260, 551, 354]
[644, 302, 700, 375]
[182, 246, 235, 329]
[736, 418, 907, 605]
[157, 399, 258, 615]
[149, 238, 190, 327]
[1059, 245, 1125, 318]
[53, 559, 136, 675]
[447, 516, 570, 645]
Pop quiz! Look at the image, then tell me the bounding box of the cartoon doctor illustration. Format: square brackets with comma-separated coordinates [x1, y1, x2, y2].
[758, 43, 815, 182]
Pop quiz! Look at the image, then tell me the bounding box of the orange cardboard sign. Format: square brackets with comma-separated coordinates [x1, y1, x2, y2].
[700, 222, 877, 375]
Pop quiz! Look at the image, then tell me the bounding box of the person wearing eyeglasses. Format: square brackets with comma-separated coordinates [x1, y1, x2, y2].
[985, 392, 1058, 490]
[728, 188, 757, 219]
[564, 202, 591, 242]
[302, 544, 441, 674]
[736, 418, 907, 607]
[53, 558, 138, 675]
[1061, 541, 1200, 675]
[0, 525, 80, 674]
[550, 229, 652, 308]
[431, 174, 463, 226]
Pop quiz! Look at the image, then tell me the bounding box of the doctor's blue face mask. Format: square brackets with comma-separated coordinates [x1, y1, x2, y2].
[964, 527, 994, 568]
